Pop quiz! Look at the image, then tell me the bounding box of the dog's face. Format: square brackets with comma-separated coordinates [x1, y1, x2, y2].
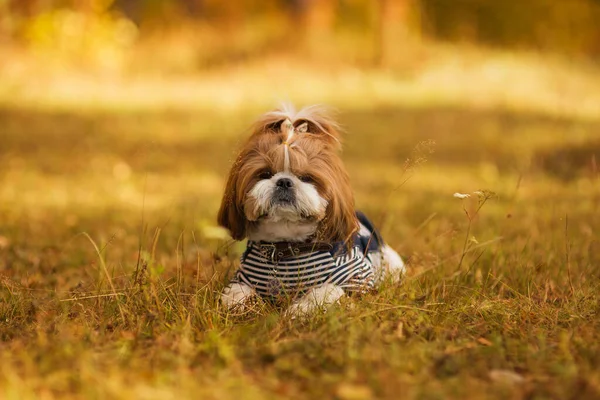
[218, 105, 357, 243]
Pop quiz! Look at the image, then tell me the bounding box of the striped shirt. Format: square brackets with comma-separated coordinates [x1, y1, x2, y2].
[231, 211, 384, 300]
[232, 242, 375, 299]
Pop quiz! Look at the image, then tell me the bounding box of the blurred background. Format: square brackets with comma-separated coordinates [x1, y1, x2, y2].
[1, 4, 600, 397]
[3, 0, 600, 66]
[2, 0, 600, 113]
[0, 0, 598, 286]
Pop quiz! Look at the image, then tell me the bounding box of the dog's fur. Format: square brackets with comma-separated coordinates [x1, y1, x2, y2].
[218, 104, 404, 315]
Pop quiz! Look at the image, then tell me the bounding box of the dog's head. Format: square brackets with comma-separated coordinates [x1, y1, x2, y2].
[218, 104, 357, 243]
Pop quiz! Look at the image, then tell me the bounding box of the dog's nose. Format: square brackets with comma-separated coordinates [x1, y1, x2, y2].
[276, 177, 294, 189]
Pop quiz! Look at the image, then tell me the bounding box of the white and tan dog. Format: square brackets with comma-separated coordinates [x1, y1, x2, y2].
[218, 104, 404, 315]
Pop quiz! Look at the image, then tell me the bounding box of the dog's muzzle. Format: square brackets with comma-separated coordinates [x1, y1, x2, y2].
[272, 177, 295, 204]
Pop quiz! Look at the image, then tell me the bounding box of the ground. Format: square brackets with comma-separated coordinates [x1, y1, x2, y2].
[0, 57, 599, 399]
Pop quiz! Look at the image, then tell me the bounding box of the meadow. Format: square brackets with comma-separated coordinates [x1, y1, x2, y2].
[0, 54, 599, 399]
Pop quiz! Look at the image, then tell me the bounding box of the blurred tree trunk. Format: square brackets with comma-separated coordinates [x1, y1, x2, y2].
[375, 0, 415, 66]
[112, 0, 144, 23]
[304, 0, 336, 33]
[183, 0, 205, 18]
[112, 0, 207, 26]
[286, 0, 335, 30]
[287, 0, 336, 54]
[8, 0, 41, 16]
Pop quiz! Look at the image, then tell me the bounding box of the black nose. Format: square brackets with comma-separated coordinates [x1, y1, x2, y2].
[276, 178, 293, 189]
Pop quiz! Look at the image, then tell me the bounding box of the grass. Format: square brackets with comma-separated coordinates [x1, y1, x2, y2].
[0, 59, 599, 397]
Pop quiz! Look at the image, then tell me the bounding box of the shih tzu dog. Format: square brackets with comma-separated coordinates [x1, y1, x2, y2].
[218, 104, 405, 315]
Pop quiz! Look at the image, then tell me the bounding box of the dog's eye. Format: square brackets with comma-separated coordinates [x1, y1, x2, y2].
[258, 171, 273, 180]
[299, 175, 314, 183]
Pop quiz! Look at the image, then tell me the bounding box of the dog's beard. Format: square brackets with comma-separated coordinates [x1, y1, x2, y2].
[245, 172, 328, 242]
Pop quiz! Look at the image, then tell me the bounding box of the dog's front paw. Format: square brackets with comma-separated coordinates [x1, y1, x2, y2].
[220, 282, 257, 311]
[286, 284, 345, 318]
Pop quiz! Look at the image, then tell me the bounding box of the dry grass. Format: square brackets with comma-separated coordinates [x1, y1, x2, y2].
[0, 47, 599, 399]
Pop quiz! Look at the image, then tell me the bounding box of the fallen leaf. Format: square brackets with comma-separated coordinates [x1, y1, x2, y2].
[489, 369, 525, 385]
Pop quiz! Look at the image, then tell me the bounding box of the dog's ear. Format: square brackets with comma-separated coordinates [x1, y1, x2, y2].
[318, 161, 358, 244]
[217, 155, 247, 240]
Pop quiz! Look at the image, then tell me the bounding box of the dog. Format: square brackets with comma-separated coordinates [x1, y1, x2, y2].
[217, 104, 405, 315]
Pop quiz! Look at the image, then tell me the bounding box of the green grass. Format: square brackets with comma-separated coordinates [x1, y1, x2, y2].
[0, 104, 599, 399]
